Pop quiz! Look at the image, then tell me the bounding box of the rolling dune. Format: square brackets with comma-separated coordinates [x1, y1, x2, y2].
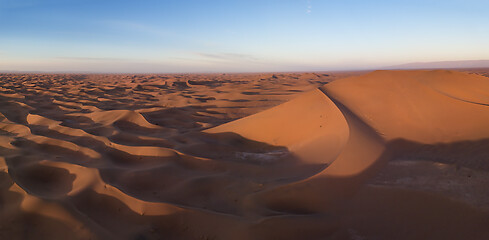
[0, 70, 488, 239]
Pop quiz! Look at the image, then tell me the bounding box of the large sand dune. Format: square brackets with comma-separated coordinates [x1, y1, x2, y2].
[0, 70, 488, 239]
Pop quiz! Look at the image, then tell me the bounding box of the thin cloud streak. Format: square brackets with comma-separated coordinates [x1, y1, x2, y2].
[55, 57, 132, 62]
[196, 52, 259, 62]
[101, 20, 174, 38]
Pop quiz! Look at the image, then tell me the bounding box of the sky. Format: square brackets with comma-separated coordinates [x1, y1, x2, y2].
[1, 0, 488, 73]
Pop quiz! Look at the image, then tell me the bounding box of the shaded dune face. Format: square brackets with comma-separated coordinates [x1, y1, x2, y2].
[0, 70, 488, 240]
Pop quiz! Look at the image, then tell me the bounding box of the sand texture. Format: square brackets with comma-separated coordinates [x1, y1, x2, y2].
[0, 70, 488, 239]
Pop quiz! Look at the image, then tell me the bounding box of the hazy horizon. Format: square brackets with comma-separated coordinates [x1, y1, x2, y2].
[1, 0, 489, 73]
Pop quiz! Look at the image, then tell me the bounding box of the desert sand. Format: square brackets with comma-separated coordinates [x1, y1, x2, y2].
[0, 70, 488, 240]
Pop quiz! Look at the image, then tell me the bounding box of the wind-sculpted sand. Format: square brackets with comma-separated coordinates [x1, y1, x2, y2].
[0, 70, 488, 239]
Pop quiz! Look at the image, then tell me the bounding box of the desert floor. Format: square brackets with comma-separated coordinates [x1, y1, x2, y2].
[0, 69, 488, 240]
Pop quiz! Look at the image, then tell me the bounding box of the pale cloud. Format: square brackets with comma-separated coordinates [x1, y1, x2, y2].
[100, 19, 214, 49]
[55, 56, 130, 62]
[306, 0, 312, 14]
[196, 52, 259, 62]
[101, 20, 173, 38]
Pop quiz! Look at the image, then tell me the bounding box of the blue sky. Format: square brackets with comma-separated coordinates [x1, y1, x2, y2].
[1, 0, 488, 73]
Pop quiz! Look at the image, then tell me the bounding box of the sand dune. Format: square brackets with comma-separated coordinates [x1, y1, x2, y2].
[0, 70, 488, 239]
[321, 70, 489, 143]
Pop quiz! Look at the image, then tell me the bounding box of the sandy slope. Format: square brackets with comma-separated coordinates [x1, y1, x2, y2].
[0, 70, 488, 240]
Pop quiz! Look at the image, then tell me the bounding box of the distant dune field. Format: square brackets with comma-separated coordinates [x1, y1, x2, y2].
[0, 70, 488, 240]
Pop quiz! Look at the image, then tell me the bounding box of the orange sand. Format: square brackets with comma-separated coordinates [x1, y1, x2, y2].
[0, 70, 488, 240]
